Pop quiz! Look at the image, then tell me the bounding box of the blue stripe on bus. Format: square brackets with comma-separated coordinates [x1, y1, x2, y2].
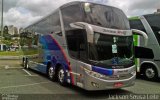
[92, 66, 113, 76]
[40, 35, 74, 85]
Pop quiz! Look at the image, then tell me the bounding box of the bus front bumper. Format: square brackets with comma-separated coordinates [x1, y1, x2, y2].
[84, 71, 136, 91]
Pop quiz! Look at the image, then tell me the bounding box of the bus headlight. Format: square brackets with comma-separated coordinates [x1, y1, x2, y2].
[131, 70, 136, 75]
[84, 68, 105, 78]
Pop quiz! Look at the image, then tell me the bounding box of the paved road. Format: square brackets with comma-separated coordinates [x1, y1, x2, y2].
[0, 59, 21, 68]
[0, 65, 159, 100]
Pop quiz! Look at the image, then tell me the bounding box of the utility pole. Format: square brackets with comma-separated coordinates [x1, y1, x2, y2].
[1, 0, 3, 37]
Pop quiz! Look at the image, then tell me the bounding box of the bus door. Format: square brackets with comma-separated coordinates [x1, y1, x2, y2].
[66, 29, 88, 86]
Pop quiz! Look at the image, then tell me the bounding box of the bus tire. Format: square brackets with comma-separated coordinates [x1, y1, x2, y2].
[22, 57, 25, 68]
[143, 65, 158, 80]
[47, 66, 56, 81]
[57, 66, 67, 86]
[24, 58, 29, 69]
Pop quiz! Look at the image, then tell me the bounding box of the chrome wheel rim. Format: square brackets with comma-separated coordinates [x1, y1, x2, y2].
[58, 69, 65, 83]
[23, 61, 25, 68]
[146, 68, 155, 79]
[26, 63, 29, 69]
[49, 67, 54, 79]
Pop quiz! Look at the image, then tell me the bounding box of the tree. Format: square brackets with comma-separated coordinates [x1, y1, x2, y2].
[3, 26, 9, 34]
[2, 39, 11, 46]
[3, 26, 12, 40]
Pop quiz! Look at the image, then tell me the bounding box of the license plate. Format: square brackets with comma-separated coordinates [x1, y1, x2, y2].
[114, 82, 123, 87]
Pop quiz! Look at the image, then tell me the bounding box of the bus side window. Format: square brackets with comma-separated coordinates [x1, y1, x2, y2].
[66, 29, 87, 60]
[61, 4, 83, 30]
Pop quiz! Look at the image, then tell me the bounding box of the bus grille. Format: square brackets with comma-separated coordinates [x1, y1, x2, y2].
[101, 73, 133, 80]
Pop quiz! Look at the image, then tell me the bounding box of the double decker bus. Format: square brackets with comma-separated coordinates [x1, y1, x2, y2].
[21, 1, 151, 90]
[129, 13, 160, 80]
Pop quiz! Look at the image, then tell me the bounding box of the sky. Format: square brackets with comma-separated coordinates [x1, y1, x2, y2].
[0, 0, 159, 28]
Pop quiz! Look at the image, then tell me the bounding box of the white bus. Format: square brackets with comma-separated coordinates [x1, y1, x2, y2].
[130, 13, 160, 80]
[21, 1, 152, 90]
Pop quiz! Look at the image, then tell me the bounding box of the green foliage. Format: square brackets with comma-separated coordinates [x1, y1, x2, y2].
[13, 33, 19, 37]
[1, 25, 20, 47]
[3, 26, 9, 34]
[0, 51, 21, 56]
[4, 33, 12, 40]
[21, 48, 38, 55]
[3, 26, 11, 40]
[1, 39, 11, 46]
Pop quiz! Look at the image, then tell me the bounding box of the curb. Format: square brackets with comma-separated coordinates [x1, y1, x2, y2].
[0, 54, 38, 60]
[0, 56, 22, 60]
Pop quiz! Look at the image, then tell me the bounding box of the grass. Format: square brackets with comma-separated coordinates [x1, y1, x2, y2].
[0, 51, 22, 56]
[22, 49, 38, 55]
[0, 49, 38, 56]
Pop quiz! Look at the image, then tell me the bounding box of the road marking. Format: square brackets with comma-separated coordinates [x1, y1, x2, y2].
[5, 65, 9, 69]
[0, 65, 22, 69]
[8, 67, 22, 69]
[0, 82, 51, 89]
[24, 75, 38, 77]
[22, 69, 32, 76]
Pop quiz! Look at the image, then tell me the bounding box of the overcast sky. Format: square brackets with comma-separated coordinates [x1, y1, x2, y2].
[0, 0, 159, 28]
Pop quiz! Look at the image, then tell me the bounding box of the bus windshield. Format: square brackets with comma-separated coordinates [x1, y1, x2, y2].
[89, 32, 134, 68]
[83, 3, 130, 30]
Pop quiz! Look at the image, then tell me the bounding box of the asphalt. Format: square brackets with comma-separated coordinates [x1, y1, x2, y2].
[0, 59, 21, 68]
[0, 60, 159, 100]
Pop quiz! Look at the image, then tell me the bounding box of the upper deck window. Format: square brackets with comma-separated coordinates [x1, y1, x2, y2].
[144, 14, 160, 45]
[129, 19, 147, 33]
[61, 4, 83, 30]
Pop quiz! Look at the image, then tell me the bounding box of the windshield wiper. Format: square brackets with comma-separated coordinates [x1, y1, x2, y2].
[89, 60, 101, 64]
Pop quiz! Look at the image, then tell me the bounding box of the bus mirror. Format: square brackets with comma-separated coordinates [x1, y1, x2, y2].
[132, 29, 148, 47]
[85, 24, 94, 43]
[70, 22, 94, 43]
[135, 46, 154, 59]
[70, 23, 84, 29]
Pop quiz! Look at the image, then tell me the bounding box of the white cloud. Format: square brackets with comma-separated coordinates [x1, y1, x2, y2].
[17, 0, 84, 16]
[107, 0, 159, 17]
[0, 0, 17, 12]
[1, 0, 159, 28]
[106, 0, 131, 16]
[3, 0, 84, 28]
[4, 7, 42, 28]
[86, 0, 159, 17]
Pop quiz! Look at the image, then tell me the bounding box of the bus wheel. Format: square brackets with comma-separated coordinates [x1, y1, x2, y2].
[144, 66, 158, 80]
[22, 57, 25, 68]
[48, 66, 56, 81]
[58, 66, 66, 86]
[24, 58, 29, 69]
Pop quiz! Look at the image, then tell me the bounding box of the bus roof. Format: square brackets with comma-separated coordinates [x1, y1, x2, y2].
[129, 13, 160, 20]
[128, 17, 139, 20]
[25, 1, 123, 29]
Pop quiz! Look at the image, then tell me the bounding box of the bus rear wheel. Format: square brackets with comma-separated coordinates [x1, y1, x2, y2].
[58, 66, 67, 86]
[143, 66, 158, 80]
[47, 66, 56, 81]
[24, 58, 29, 69]
[22, 57, 25, 68]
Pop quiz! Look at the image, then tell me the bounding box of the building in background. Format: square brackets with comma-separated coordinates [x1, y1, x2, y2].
[19, 28, 24, 34]
[0, 44, 6, 51]
[1, 25, 20, 51]
[154, 9, 160, 14]
[8, 25, 19, 35]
